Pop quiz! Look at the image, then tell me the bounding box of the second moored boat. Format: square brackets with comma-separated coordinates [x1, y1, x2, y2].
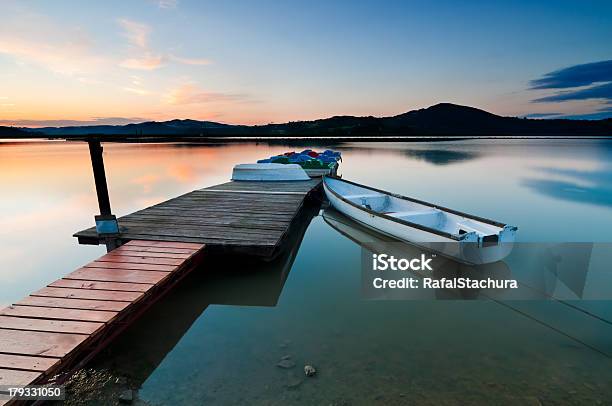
[323, 176, 517, 264]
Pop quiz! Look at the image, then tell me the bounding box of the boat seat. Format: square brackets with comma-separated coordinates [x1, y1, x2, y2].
[343, 193, 382, 200]
[386, 209, 437, 217]
[344, 193, 389, 211]
[389, 208, 443, 228]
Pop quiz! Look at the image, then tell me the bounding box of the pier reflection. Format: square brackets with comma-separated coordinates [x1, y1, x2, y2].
[87, 202, 319, 387]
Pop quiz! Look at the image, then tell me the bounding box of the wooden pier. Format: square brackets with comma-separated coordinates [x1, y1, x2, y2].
[74, 179, 322, 257]
[0, 174, 322, 403]
[0, 240, 205, 404]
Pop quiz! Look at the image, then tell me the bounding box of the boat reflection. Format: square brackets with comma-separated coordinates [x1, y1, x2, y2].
[322, 207, 512, 300]
[323, 207, 609, 303]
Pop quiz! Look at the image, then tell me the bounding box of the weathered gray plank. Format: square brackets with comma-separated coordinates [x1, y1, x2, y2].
[116, 221, 289, 235]
[75, 179, 320, 256]
[120, 216, 290, 230]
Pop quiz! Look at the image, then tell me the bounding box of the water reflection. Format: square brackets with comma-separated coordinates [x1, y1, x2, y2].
[3, 139, 612, 404]
[322, 208, 512, 300]
[87, 203, 318, 386]
[322, 208, 612, 357]
[323, 207, 612, 302]
[401, 148, 480, 165]
[523, 166, 612, 208]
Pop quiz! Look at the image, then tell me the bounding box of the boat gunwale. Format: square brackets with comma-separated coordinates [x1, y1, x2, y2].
[323, 176, 508, 241]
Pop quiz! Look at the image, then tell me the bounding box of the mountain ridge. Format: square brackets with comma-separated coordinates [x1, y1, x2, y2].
[1, 103, 610, 138]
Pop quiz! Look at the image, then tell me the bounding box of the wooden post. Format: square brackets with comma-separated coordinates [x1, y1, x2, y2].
[88, 140, 119, 252]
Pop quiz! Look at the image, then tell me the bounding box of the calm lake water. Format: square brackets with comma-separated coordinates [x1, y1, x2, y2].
[1, 139, 612, 405]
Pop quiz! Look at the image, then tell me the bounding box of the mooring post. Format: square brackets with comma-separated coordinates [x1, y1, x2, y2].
[88, 140, 119, 252]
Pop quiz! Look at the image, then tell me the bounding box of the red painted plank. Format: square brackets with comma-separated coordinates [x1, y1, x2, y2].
[115, 245, 197, 255]
[125, 240, 204, 250]
[0, 368, 42, 386]
[106, 249, 191, 259]
[0, 316, 103, 335]
[66, 268, 168, 285]
[0, 305, 116, 323]
[17, 296, 130, 312]
[0, 239, 203, 391]
[0, 329, 88, 357]
[32, 287, 142, 302]
[49, 279, 152, 292]
[97, 255, 184, 266]
[0, 354, 59, 372]
[85, 261, 176, 272]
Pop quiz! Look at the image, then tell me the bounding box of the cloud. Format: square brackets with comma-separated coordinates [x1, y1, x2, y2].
[122, 75, 152, 94]
[117, 18, 207, 70]
[117, 18, 150, 48]
[158, 0, 178, 8]
[0, 29, 106, 75]
[117, 18, 164, 70]
[0, 5, 110, 75]
[168, 54, 212, 66]
[533, 82, 612, 103]
[123, 87, 152, 95]
[521, 113, 563, 119]
[120, 53, 165, 70]
[529, 60, 612, 119]
[0, 117, 149, 127]
[557, 108, 612, 120]
[530, 60, 612, 89]
[166, 83, 248, 105]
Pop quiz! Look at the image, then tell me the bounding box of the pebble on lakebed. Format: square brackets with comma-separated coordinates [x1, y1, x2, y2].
[304, 365, 316, 377]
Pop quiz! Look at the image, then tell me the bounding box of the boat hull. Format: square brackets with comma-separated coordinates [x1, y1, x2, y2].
[304, 163, 339, 178]
[232, 163, 310, 181]
[323, 178, 514, 264]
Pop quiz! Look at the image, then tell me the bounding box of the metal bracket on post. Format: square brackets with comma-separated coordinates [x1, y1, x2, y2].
[88, 139, 119, 252]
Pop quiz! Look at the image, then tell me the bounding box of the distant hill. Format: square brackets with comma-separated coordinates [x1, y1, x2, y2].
[29, 119, 238, 137]
[380, 103, 612, 136]
[5, 103, 612, 139]
[0, 126, 30, 138]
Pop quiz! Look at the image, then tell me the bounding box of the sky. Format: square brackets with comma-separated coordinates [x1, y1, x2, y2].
[0, 0, 611, 126]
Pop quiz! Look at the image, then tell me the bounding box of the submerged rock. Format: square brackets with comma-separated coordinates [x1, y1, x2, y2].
[277, 359, 296, 369]
[304, 365, 316, 377]
[119, 389, 134, 403]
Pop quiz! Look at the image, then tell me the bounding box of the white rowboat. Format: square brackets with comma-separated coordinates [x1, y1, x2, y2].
[323, 176, 517, 264]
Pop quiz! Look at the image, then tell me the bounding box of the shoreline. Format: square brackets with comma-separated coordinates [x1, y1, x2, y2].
[1, 135, 611, 144]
